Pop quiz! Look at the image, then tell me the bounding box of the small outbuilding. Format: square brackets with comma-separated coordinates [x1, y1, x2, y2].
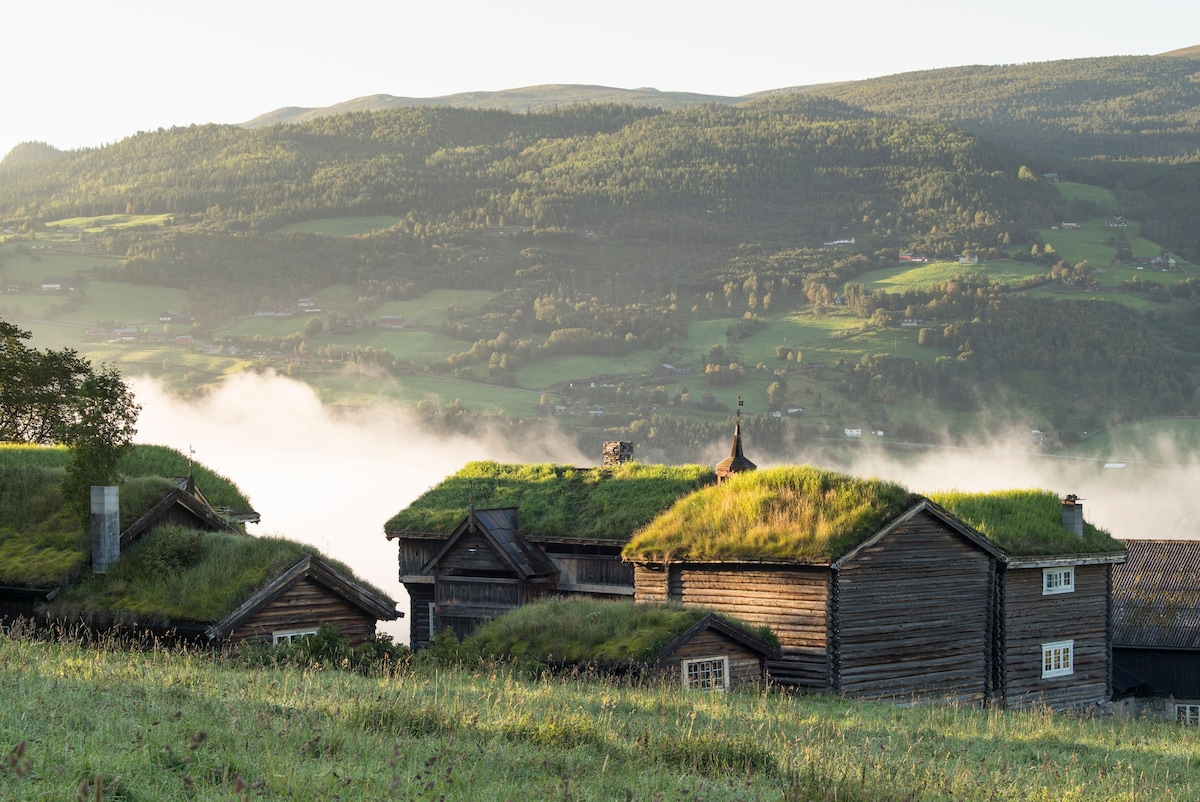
[1112, 538, 1200, 723]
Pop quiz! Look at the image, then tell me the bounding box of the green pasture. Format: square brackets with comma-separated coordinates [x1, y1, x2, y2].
[515, 350, 663, 389]
[374, 289, 496, 324]
[0, 247, 122, 284]
[277, 216, 402, 236]
[855, 260, 1046, 293]
[44, 213, 175, 233]
[1053, 180, 1119, 212]
[1067, 418, 1200, 464]
[305, 369, 543, 417]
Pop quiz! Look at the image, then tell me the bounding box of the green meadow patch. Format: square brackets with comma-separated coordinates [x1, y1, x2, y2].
[277, 216, 402, 237]
[854, 260, 1048, 294]
[1053, 180, 1119, 212]
[45, 213, 176, 232]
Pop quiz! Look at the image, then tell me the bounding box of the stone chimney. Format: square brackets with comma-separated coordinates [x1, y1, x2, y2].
[91, 486, 120, 573]
[1061, 494, 1084, 539]
[602, 441, 633, 466]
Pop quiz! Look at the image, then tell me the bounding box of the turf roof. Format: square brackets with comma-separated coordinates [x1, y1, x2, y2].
[385, 460, 716, 539]
[464, 596, 778, 665]
[929, 489, 1125, 558]
[0, 443, 253, 587]
[623, 466, 921, 563]
[43, 528, 371, 628]
[622, 467, 1125, 564]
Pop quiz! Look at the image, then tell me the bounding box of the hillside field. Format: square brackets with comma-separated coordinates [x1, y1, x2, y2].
[0, 633, 1195, 801]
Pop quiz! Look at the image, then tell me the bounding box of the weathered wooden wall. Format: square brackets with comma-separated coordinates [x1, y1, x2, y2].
[227, 578, 376, 644]
[405, 582, 434, 649]
[397, 536, 445, 577]
[1114, 647, 1200, 699]
[647, 564, 830, 688]
[547, 553, 633, 594]
[835, 516, 993, 704]
[1001, 564, 1111, 708]
[657, 628, 765, 688]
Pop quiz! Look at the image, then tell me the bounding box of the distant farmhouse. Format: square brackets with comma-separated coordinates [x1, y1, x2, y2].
[387, 428, 1126, 707]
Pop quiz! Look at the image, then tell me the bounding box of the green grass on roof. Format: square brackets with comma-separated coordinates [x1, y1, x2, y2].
[386, 460, 716, 538]
[464, 597, 777, 665]
[623, 467, 921, 564]
[929, 489, 1124, 557]
[44, 528, 332, 627]
[0, 443, 254, 586]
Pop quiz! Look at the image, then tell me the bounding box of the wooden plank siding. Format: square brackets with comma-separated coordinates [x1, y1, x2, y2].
[227, 578, 376, 644]
[407, 583, 435, 649]
[658, 565, 830, 689]
[657, 628, 766, 689]
[835, 515, 994, 703]
[398, 536, 445, 576]
[1000, 564, 1112, 708]
[547, 553, 634, 595]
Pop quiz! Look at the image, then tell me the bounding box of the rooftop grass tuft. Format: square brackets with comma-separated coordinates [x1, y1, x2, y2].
[930, 489, 1125, 557]
[465, 596, 778, 665]
[387, 460, 715, 538]
[623, 466, 921, 563]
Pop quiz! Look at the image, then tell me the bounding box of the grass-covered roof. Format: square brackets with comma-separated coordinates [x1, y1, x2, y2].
[43, 527, 370, 628]
[929, 489, 1125, 558]
[623, 467, 921, 564]
[622, 467, 1126, 564]
[385, 460, 716, 539]
[0, 443, 254, 587]
[464, 596, 778, 665]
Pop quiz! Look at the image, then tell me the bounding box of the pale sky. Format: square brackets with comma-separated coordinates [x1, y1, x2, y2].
[1, 0, 1196, 161]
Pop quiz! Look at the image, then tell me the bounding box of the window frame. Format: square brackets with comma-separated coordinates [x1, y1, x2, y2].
[1176, 704, 1200, 726]
[1042, 566, 1076, 595]
[682, 655, 729, 691]
[273, 628, 318, 646]
[1041, 640, 1074, 678]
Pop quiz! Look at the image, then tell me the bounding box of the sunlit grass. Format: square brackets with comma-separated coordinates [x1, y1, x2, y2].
[0, 633, 1194, 800]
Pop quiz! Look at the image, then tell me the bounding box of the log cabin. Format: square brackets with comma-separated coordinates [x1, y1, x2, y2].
[1111, 539, 1200, 724]
[0, 445, 398, 645]
[384, 453, 714, 646]
[624, 472, 1127, 708]
[387, 431, 1126, 707]
[463, 596, 780, 690]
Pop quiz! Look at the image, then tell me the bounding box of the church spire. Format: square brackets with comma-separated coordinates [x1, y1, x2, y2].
[715, 397, 756, 483]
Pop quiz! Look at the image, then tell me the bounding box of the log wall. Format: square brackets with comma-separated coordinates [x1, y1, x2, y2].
[658, 628, 766, 688]
[397, 537, 445, 576]
[228, 578, 377, 645]
[836, 515, 993, 704]
[1001, 564, 1111, 708]
[659, 565, 830, 688]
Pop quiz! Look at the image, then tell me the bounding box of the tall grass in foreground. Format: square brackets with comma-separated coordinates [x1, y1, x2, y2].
[0, 631, 1196, 800]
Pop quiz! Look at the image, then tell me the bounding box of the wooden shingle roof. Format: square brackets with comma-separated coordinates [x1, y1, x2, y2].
[1112, 539, 1200, 650]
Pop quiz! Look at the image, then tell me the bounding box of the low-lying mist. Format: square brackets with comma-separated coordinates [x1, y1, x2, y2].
[132, 371, 1198, 643]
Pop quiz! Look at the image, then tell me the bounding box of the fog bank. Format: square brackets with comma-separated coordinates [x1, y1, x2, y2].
[132, 372, 1199, 642]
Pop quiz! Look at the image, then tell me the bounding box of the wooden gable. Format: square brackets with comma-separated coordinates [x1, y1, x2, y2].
[206, 554, 398, 645]
[422, 508, 559, 638]
[656, 613, 780, 689]
[833, 504, 997, 703]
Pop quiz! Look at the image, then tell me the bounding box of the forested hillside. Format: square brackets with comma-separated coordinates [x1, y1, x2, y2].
[2, 56, 1200, 460]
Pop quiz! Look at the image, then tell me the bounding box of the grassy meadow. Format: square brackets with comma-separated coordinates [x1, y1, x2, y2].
[0, 632, 1195, 801]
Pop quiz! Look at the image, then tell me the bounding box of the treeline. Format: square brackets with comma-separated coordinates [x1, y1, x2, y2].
[835, 294, 1197, 428]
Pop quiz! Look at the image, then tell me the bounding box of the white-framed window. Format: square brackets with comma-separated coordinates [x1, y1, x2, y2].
[273, 628, 318, 646]
[1042, 566, 1075, 595]
[1042, 640, 1074, 678]
[682, 656, 729, 691]
[428, 601, 436, 640]
[1176, 704, 1200, 726]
